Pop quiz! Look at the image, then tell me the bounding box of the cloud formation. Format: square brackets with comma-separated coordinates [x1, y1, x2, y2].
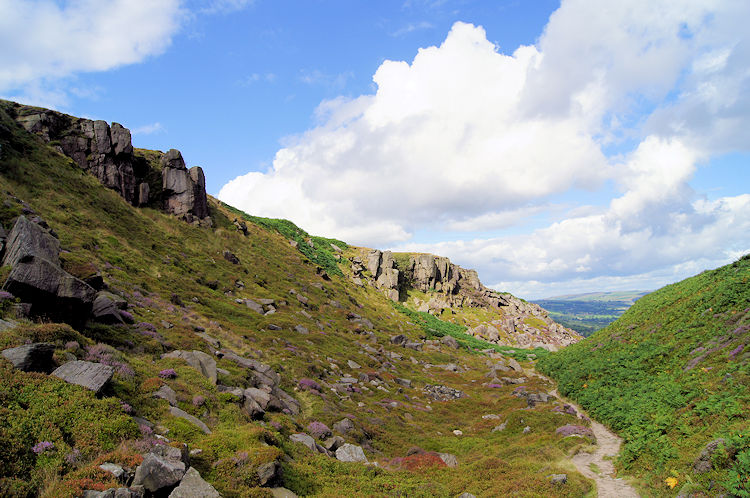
[220, 1, 750, 297]
[0, 0, 183, 102]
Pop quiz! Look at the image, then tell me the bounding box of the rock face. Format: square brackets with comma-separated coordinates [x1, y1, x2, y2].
[351, 247, 582, 350]
[13, 106, 136, 203]
[52, 360, 114, 394]
[161, 149, 211, 225]
[7, 102, 211, 226]
[2, 216, 96, 327]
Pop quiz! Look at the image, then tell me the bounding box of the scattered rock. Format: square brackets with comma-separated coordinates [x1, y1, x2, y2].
[52, 360, 113, 393]
[132, 452, 186, 493]
[289, 433, 318, 453]
[390, 334, 408, 345]
[256, 461, 279, 487]
[169, 406, 211, 434]
[549, 474, 567, 485]
[522, 426, 531, 434]
[438, 453, 458, 467]
[440, 335, 459, 349]
[223, 250, 240, 265]
[168, 467, 220, 497]
[294, 325, 309, 334]
[347, 359, 361, 369]
[99, 463, 126, 482]
[271, 487, 298, 498]
[394, 378, 412, 388]
[693, 438, 726, 474]
[162, 350, 217, 384]
[333, 418, 355, 435]
[153, 385, 178, 406]
[492, 423, 507, 432]
[1, 343, 55, 372]
[423, 384, 466, 401]
[335, 443, 368, 463]
[91, 291, 126, 324]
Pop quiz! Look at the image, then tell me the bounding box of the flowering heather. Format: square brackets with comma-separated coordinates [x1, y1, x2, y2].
[85, 344, 134, 378]
[119, 310, 135, 323]
[270, 421, 282, 431]
[120, 403, 133, 414]
[728, 344, 744, 358]
[64, 448, 81, 465]
[159, 368, 177, 379]
[307, 421, 331, 439]
[192, 395, 205, 407]
[556, 424, 595, 439]
[32, 441, 54, 454]
[298, 378, 322, 391]
[65, 341, 80, 351]
[0, 290, 14, 300]
[487, 383, 503, 388]
[136, 322, 157, 332]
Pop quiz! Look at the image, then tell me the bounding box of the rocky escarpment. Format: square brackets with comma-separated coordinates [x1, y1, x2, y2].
[4, 100, 211, 226]
[352, 249, 581, 351]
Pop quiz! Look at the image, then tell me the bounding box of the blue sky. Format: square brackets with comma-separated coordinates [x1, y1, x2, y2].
[1, 0, 749, 299]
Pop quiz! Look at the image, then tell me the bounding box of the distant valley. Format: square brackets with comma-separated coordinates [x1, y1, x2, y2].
[533, 291, 649, 337]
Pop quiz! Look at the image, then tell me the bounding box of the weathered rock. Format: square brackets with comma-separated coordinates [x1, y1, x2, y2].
[92, 291, 126, 324]
[323, 436, 345, 452]
[335, 443, 368, 463]
[270, 488, 298, 498]
[161, 150, 211, 223]
[162, 350, 217, 384]
[244, 299, 263, 313]
[137, 182, 150, 207]
[256, 461, 279, 486]
[458, 493, 477, 498]
[549, 474, 567, 484]
[153, 385, 178, 406]
[394, 378, 412, 388]
[168, 467, 220, 497]
[333, 418, 355, 435]
[438, 453, 458, 467]
[693, 438, 725, 474]
[289, 433, 317, 453]
[2, 342, 55, 372]
[441, 335, 459, 349]
[224, 250, 240, 265]
[132, 453, 186, 493]
[423, 384, 466, 401]
[1, 216, 60, 268]
[390, 334, 408, 345]
[99, 463, 126, 481]
[3, 255, 96, 327]
[52, 360, 113, 393]
[347, 359, 361, 369]
[169, 406, 211, 434]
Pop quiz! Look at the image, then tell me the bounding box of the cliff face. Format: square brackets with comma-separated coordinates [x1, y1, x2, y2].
[4, 101, 211, 226]
[351, 249, 582, 351]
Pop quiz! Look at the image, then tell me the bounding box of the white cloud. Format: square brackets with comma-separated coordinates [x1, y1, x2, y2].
[132, 122, 165, 136]
[220, 1, 750, 296]
[0, 0, 184, 100]
[390, 21, 434, 37]
[199, 0, 254, 14]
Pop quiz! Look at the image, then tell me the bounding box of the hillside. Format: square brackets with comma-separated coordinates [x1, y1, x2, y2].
[533, 291, 648, 337]
[0, 100, 596, 497]
[538, 259, 750, 496]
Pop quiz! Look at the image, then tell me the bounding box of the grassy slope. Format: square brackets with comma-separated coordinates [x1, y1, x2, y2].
[0, 102, 594, 497]
[538, 258, 750, 497]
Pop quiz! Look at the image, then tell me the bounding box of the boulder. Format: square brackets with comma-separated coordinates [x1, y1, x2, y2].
[390, 334, 408, 345]
[441, 335, 459, 349]
[2, 343, 55, 372]
[1, 216, 60, 268]
[161, 150, 210, 223]
[549, 474, 567, 484]
[132, 453, 186, 493]
[256, 461, 279, 486]
[289, 433, 317, 453]
[153, 385, 178, 406]
[333, 418, 355, 435]
[438, 453, 458, 467]
[169, 406, 211, 434]
[162, 350, 217, 384]
[335, 443, 368, 463]
[52, 360, 113, 393]
[168, 467, 220, 497]
[3, 255, 96, 328]
[693, 438, 725, 474]
[91, 291, 126, 324]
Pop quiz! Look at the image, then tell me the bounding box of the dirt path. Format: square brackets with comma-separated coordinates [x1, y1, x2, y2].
[529, 370, 640, 497]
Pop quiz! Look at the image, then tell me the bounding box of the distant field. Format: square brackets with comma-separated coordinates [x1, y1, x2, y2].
[533, 291, 648, 337]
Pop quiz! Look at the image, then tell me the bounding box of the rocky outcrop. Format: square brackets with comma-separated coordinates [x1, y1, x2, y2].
[13, 106, 136, 203]
[7, 102, 211, 226]
[161, 149, 211, 226]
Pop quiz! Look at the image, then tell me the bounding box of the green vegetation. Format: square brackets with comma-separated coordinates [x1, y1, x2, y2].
[391, 301, 549, 361]
[220, 201, 347, 277]
[538, 256, 750, 496]
[533, 292, 648, 337]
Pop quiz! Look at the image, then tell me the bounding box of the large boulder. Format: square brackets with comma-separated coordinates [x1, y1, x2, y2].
[132, 453, 186, 493]
[161, 150, 210, 224]
[168, 467, 220, 497]
[1, 343, 55, 372]
[91, 291, 127, 324]
[52, 360, 113, 394]
[335, 444, 368, 463]
[3, 255, 96, 327]
[1, 216, 60, 268]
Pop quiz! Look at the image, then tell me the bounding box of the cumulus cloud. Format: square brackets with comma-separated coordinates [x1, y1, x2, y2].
[0, 0, 183, 104]
[220, 0, 750, 296]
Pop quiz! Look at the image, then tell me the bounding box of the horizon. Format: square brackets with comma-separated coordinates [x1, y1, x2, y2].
[1, 0, 748, 300]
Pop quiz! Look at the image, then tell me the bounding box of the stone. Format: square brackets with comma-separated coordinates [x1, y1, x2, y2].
[99, 463, 125, 481]
[458, 494, 477, 498]
[132, 453, 186, 493]
[347, 359, 361, 369]
[294, 325, 309, 334]
[2, 343, 55, 372]
[492, 423, 507, 432]
[404, 342, 423, 351]
[153, 385, 178, 406]
[3, 255, 96, 328]
[256, 461, 278, 486]
[438, 453, 458, 467]
[394, 378, 412, 388]
[168, 467, 220, 497]
[92, 291, 126, 324]
[170, 406, 211, 434]
[137, 182, 150, 207]
[289, 433, 317, 452]
[693, 438, 725, 474]
[452, 430, 463, 436]
[507, 357, 523, 372]
[333, 418, 355, 435]
[271, 488, 298, 498]
[335, 443, 368, 463]
[549, 474, 567, 484]
[1, 215, 60, 268]
[161, 150, 210, 223]
[244, 299, 263, 314]
[223, 250, 240, 265]
[162, 350, 217, 384]
[440, 335, 459, 349]
[323, 436, 345, 452]
[52, 360, 113, 393]
[522, 426, 531, 434]
[390, 334, 408, 345]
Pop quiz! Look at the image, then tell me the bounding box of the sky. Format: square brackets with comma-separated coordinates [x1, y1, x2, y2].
[1, 0, 749, 299]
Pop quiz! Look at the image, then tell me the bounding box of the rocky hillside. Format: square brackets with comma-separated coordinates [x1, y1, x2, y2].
[350, 248, 581, 351]
[0, 99, 595, 497]
[538, 257, 750, 496]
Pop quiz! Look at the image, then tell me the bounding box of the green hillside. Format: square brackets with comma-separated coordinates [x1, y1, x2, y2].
[538, 259, 750, 496]
[0, 101, 596, 496]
